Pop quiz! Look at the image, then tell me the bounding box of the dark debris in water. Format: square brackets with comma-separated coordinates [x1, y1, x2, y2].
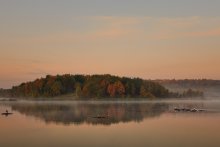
[174, 107, 206, 113]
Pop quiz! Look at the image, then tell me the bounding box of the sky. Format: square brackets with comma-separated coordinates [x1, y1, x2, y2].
[0, 0, 220, 88]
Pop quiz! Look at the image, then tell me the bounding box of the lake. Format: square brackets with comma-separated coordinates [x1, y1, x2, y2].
[0, 99, 220, 147]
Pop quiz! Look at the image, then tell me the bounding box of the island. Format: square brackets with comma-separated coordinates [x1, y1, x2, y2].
[0, 74, 204, 99]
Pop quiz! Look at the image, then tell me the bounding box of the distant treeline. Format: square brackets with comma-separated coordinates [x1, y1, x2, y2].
[0, 75, 205, 99]
[169, 88, 204, 98]
[156, 79, 220, 88]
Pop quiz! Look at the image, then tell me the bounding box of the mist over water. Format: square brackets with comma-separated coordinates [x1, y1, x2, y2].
[1, 99, 220, 147]
[160, 82, 220, 99]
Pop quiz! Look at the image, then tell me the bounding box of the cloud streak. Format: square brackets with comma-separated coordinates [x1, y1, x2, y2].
[2, 16, 220, 46]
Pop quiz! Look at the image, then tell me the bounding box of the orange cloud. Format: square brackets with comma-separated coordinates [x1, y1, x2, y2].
[188, 28, 220, 38]
[86, 26, 140, 41]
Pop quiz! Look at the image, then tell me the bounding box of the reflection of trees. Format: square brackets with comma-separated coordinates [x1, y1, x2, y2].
[10, 103, 169, 125]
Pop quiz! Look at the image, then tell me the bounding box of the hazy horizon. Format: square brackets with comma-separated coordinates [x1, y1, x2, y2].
[1, 0, 220, 88]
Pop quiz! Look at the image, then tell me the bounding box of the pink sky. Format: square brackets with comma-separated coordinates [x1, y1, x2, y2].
[1, 15, 220, 88]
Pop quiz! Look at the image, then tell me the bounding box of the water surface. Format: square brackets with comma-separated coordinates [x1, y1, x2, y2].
[0, 99, 220, 147]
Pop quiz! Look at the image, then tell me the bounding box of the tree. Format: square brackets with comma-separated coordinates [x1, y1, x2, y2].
[107, 84, 116, 97]
[107, 81, 125, 97]
[51, 81, 63, 96]
[75, 83, 82, 98]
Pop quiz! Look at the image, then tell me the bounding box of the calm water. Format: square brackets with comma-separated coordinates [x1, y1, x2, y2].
[0, 99, 220, 147]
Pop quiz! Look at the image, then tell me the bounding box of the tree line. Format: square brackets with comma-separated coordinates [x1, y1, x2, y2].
[0, 74, 205, 99]
[156, 79, 220, 88]
[1, 74, 170, 98]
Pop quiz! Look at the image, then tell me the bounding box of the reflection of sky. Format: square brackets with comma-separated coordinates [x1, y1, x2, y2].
[1, 0, 220, 88]
[1, 101, 220, 147]
[2, 100, 217, 125]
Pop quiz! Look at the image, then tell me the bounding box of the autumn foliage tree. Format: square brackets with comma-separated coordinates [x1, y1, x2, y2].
[107, 81, 125, 97]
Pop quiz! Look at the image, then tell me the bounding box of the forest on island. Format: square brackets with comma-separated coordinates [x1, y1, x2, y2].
[0, 74, 204, 99]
